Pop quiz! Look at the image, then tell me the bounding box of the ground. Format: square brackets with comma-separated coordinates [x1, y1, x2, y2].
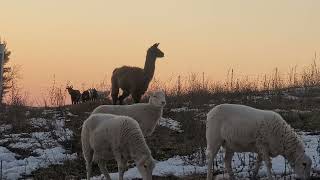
[1, 88, 320, 180]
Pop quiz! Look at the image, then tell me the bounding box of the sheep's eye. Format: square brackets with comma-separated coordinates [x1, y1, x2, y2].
[302, 162, 307, 167]
[144, 164, 147, 168]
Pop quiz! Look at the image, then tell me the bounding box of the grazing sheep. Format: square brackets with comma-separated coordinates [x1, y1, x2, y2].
[81, 113, 156, 180]
[92, 90, 166, 136]
[206, 104, 312, 180]
[66, 86, 81, 104]
[111, 43, 164, 105]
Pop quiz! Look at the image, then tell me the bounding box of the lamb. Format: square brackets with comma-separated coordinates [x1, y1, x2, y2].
[111, 43, 164, 105]
[206, 104, 312, 180]
[81, 113, 156, 180]
[91, 90, 166, 136]
[66, 85, 81, 104]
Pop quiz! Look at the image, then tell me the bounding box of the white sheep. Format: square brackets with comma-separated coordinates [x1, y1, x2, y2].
[81, 113, 156, 180]
[206, 104, 312, 180]
[91, 90, 166, 136]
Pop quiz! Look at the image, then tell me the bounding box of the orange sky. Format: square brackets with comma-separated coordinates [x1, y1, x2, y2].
[1, 0, 320, 104]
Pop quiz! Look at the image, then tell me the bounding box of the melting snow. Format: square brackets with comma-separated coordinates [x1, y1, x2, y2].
[159, 117, 183, 133]
[0, 109, 77, 180]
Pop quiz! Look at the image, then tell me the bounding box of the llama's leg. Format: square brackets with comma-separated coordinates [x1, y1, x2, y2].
[119, 90, 130, 105]
[111, 88, 119, 105]
[132, 93, 142, 103]
[225, 148, 235, 179]
[97, 160, 112, 180]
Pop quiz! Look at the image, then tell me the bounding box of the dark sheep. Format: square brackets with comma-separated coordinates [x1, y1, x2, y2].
[82, 90, 90, 102]
[66, 86, 81, 104]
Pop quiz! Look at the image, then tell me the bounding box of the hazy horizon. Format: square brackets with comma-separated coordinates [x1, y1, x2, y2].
[1, 0, 320, 105]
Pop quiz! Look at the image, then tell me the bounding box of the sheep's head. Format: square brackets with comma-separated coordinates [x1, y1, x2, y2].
[66, 85, 73, 93]
[148, 43, 164, 59]
[136, 155, 156, 180]
[148, 91, 166, 107]
[293, 153, 312, 179]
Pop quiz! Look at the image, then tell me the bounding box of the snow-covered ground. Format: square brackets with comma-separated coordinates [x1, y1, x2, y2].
[88, 132, 320, 180]
[0, 110, 77, 180]
[159, 117, 183, 133]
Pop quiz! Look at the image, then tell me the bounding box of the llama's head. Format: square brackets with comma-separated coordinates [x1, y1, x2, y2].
[148, 90, 166, 107]
[147, 43, 164, 59]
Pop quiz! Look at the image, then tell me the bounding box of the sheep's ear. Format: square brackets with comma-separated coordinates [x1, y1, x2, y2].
[152, 43, 159, 48]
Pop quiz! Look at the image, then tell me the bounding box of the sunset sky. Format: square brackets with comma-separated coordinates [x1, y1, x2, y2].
[1, 0, 320, 104]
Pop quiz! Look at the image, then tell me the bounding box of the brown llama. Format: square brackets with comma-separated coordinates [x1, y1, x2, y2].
[111, 43, 164, 105]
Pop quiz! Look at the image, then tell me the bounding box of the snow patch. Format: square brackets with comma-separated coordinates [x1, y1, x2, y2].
[159, 118, 183, 133]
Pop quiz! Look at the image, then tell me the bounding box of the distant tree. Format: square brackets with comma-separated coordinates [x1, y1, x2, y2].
[0, 39, 14, 103]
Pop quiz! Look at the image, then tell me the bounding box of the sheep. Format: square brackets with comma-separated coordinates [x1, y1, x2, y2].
[66, 85, 81, 104]
[82, 90, 90, 102]
[111, 43, 164, 105]
[91, 90, 166, 136]
[96, 90, 110, 101]
[81, 113, 156, 180]
[206, 104, 312, 180]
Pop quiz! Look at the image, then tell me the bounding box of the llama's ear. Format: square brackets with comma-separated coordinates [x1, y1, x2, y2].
[153, 43, 159, 47]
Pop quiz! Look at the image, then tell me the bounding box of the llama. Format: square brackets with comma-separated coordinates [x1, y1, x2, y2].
[111, 43, 164, 105]
[66, 86, 81, 104]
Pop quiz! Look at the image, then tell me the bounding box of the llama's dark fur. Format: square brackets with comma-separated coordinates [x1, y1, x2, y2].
[66, 86, 81, 104]
[111, 43, 164, 105]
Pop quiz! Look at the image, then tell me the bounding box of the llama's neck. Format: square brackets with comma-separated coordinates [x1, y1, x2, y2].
[143, 53, 157, 83]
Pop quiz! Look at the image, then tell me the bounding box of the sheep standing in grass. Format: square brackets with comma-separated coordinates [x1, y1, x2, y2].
[91, 90, 166, 136]
[206, 104, 312, 180]
[81, 113, 156, 180]
[111, 43, 164, 105]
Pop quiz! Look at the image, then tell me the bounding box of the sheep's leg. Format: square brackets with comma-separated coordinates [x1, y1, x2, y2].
[206, 143, 222, 180]
[97, 160, 112, 180]
[251, 154, 262, 179]
[119, 90, 130, 105]
[256, 142, 274, 180]
[83, 150, 93, 180]
[117, 158, 127, 180]
[224, 148, 235, 179]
